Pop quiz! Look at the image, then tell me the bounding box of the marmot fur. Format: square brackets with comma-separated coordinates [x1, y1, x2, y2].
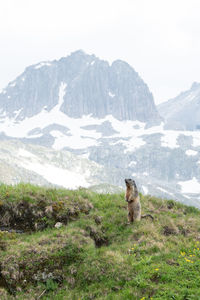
[125, 178, 153, 223]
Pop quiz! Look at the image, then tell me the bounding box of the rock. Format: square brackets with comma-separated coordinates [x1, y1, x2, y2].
[94, 216, 102, 225]
[163, 225, 178, 236]
[196, 234, 200, 241]
[54, 222, 63, 229]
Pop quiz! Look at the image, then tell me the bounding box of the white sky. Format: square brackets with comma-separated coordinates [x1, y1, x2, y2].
[1, 0, 200, 104]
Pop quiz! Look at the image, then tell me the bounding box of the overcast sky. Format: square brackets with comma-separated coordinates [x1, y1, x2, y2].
[1, 0, 200, 104]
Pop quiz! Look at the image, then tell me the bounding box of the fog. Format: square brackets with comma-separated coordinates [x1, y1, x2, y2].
[1, 0, 200, 103]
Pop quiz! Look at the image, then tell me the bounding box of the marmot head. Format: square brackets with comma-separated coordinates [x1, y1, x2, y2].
[125, 178, 137, 189]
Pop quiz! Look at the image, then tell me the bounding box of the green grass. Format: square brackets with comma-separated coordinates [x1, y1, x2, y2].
[0, 184, 200, 299]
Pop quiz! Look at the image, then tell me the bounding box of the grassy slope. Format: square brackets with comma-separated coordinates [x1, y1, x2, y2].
[0, 184, 200, 300]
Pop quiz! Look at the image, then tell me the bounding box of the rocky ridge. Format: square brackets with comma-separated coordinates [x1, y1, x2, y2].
[158, 82, 200, 131]
[0, 50, 161, 124]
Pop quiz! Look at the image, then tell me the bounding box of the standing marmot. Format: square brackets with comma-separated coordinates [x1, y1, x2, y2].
[125, 178, 153, 223]
[125, 178, 141, 222]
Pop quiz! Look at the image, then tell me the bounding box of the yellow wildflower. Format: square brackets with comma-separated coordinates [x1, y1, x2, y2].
[185, 258, 191, 262]
[155, 268, 159, 271]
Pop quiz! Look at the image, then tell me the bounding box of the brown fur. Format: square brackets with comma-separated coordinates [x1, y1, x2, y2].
[125, 178, 154, 223]
[125, 179, 141, 222]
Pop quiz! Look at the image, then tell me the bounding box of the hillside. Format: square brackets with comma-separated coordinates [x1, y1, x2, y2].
[0, 140, 124, 188]
[0, 184, 200, 299]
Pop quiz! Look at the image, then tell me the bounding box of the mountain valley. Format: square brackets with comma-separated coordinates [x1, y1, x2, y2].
[0, 51, 200, 208]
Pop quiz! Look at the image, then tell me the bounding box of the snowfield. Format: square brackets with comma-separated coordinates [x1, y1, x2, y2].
[1, 94, 200, 154]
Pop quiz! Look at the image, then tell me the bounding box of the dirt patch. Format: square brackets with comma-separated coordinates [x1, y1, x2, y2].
[163, 225, 189, 237]
[87, 226, 109, 248]
[163, 225, 178, 236]
[177, 226, 190, 236]
[150, 273, 160, 283]
[167, 259, 179, 266]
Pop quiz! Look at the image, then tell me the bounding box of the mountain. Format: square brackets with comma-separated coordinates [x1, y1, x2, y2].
[0, 50, 161, 124]
[157, 82, 200, 131]
[0, 51, 200, 208]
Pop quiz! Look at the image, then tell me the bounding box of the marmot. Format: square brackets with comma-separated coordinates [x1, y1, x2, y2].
[125, 178, 153, 223]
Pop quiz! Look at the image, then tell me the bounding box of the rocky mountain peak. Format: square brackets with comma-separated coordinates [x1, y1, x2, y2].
[0, 51, 161, 124]
[191, 81, 200, 90]
[158, 81, 200, 131]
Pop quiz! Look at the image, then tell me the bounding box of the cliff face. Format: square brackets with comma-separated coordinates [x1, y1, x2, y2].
[0, 50, 161, 124]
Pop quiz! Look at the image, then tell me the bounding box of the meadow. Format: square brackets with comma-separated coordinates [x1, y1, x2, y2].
[0, 184, 200, 299]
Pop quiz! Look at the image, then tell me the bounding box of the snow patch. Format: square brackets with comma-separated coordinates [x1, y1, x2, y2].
[34, 62, 52, 69]
[179, 177, 200, 194]
[129, 161, 137, 167]
[90, 61, 95, 65]
[80, 153, 90, 160]
[53, 82, 67, 112]
[125, 137, 146, 152]
[18, 149, 36, 158]
[161, 131, 179, 149]
[132, 173, 137, 177]
[9, 82, 16, 87]
[142, 186, 148, 195]
[0, 110, 6, 117]
[52, 132, 99, 150]
[112, 137, 145, 152]
[105, 115, 146, 137]
[157, 187, 174, 196]
[108, 91, 115, 98]
[192, 134, 200, 147]
[9, 81, 16, 87]
[185, 149, 198, 156]
[21, 161, 90, 189]
[142, 172, 148, 176]
[14, 109, 22, 119]
[50, 131, 65, 139]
